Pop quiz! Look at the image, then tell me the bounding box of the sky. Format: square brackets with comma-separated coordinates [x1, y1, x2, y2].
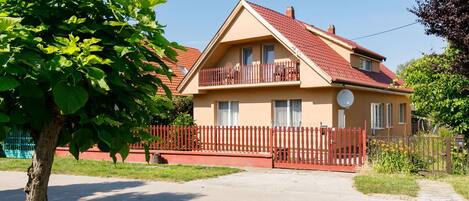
[155, 0, 446, 72]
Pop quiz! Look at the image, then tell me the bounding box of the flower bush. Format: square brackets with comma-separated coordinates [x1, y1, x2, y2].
[369, 139, 427, 174]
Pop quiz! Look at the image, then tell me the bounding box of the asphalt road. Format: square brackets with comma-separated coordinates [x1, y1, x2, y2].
[0, 169, 411, 201]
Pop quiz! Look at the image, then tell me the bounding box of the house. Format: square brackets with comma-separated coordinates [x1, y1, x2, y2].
[177, 0, 412, 136]
[154, 47, 201, 96]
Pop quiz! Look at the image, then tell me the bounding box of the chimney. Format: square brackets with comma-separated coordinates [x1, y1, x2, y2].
[286, 6, 295, 19]
[327, 24, 336, 34]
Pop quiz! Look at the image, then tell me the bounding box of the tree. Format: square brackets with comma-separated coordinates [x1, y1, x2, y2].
[401, 48, 469, 136]
[396, 58, 417, 79]
[410, 0, 469, 77]
[0, 0, 180, 200]
[151, 95, 193, 125]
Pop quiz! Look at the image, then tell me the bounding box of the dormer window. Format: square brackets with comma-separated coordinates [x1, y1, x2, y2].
[359, 58, 372, 71]
[178, 65, 188, 75]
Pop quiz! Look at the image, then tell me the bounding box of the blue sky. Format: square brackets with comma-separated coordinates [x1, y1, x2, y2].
[156, 0, 445, 72]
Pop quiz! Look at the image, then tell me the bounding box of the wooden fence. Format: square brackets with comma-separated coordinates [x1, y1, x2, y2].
[368, 135, 468, 173]
[130, 125, 367, 171]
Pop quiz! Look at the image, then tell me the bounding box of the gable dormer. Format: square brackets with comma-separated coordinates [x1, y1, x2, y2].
[305, 24, 385, 73]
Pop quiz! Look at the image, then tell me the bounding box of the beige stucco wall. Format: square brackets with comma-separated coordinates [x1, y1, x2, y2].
[220, 8, 271, 43]
[193, 86, 411, 136]
[331, 87, 412, 136]
[319, 37, 352, 62]
[193, 87, 334, 127]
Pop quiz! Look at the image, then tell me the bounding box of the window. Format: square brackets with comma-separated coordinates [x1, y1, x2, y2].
[371, 103, 384, 129]
[399, 103, 407, 124]
[262, 44, 275, 64]
[178, 65, 188, 75]
[359, 58, 372, 71]
[338, 109, 345, 128]
[386, 103, 393, 128]
[273, 99, 301, 127]
[217, 101, 239, 126]
[242, 47, 253, 65]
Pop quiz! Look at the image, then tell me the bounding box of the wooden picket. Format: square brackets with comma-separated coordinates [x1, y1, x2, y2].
[130, 125, 367, 171]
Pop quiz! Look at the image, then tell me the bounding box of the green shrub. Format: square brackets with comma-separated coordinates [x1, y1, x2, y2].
[451, 145, 468, 175]
[171, 113, 194, 126]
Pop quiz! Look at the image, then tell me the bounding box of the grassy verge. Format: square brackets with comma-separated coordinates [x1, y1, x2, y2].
[354, 173, 419, 197]
[0, 157, 242, 182]
[433, 175, 469, 199]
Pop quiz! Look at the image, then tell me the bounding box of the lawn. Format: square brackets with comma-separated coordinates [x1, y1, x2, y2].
[435, 175, 469, 200]
[0, 157, 242, 182]
[353, 173, 419, 197]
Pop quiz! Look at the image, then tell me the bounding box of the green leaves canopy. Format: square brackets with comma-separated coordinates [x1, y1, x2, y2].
[401, 48, 469, 136]
[0, 0, 178, 161]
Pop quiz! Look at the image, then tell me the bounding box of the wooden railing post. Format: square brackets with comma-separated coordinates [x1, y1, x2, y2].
[445, 137, 452, 174]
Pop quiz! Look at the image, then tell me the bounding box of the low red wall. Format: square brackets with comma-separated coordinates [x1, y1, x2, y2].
[156, 151, 273, 168]
[55, 148, 273, 168]
[55, 147, 156, 163]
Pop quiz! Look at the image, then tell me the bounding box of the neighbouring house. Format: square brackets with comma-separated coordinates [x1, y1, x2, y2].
[154, 47, 201, 96]
[177, 0, 413, 136]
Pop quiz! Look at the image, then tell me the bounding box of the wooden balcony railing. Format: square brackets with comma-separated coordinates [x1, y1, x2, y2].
[199, 61, 300, 87]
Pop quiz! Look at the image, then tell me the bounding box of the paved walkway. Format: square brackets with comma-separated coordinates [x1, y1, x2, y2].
[417, 180, 466, 201]
[0, 169, 405, 201]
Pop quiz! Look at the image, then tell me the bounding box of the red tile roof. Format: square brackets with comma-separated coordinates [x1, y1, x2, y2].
[246, 1, 411, 93]
[156, 47, 201, 96]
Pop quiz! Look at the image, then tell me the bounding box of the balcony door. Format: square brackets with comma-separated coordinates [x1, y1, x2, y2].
[262, 44, 275, 82]
[242, 47, 253, 83]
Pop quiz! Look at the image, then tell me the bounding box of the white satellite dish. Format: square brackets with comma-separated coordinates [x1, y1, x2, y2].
[337, 89, 354, 108]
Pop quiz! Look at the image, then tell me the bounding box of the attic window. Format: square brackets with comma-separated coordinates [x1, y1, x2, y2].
[359, 58, 372, 71]
[178, 65, 188, 75]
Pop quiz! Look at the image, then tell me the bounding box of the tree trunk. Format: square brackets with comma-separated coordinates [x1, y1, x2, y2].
[24, 109, 65, 201]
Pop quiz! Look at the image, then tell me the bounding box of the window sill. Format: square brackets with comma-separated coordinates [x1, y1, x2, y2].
[398, 122, 406, 125]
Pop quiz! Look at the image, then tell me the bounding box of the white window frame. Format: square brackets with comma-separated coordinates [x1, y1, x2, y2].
[359, 58, 372, 71]
[273, 99, 301, 127]
[217, 101, 239, 126]
[386, 103, 393, 128]
[399, 103, 407, 124]
[371, 103, 384, 129]
[241, 47, 253, 66]
[262, 44, 275, 64]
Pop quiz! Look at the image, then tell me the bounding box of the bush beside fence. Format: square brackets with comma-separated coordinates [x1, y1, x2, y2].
[368, 135, 468, 174]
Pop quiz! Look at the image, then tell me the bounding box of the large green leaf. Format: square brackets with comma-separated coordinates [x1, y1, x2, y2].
[72, 128, 94, 152]
[53, 83, 89, 114]
[87, 67, 105, 79]
[0, 17, 21, 32]
[0, 112, 9, 123]
[0, 76, 20, 91]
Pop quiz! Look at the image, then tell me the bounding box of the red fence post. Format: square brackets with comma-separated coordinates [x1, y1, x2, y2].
[362, 121, 367, 164]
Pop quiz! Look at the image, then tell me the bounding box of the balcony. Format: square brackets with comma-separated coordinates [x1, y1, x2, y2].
[199, 61, 300, 87]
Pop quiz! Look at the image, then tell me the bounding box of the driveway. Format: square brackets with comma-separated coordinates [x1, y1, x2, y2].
[0, 169, 406, 201]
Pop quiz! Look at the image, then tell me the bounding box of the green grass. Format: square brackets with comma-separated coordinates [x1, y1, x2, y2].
[0, 157, 242, 182]
[433, 175, 469, 199]
[354, 173, 419, 197]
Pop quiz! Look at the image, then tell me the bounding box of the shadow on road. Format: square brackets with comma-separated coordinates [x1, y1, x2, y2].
[0, 181, 203, 201]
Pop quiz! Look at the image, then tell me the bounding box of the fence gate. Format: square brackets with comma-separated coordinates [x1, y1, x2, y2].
[272, 127, 367, 172]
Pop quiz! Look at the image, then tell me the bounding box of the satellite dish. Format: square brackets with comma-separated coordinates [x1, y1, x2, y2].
[337, 89, 354, 108]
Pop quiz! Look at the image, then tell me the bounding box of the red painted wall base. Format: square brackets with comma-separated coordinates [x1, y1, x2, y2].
[55, 148, 273, 168]
[156, 151, 273, 168]
[55, 147, 156, 163]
